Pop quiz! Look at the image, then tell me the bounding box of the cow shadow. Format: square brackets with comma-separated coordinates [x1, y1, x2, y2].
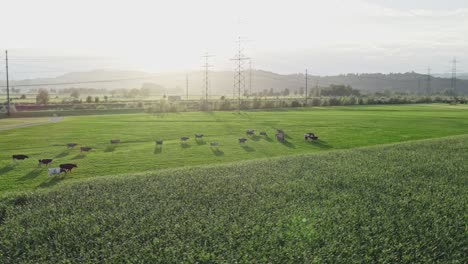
[281, 140, 295, 149]
[0, 165, 15, 175]
[20, 169, 42, 181]
[196, 139, 206, 145]
[240, 145, 255, 152]
[55, 150, 70, 158]
[154, 146, 162, 154]
[211, 148, 224, 156]
[72, 154, 86, 160]
[263, 136, 274, 142]
[104, 146, 117, 152]
[180, 143, 191, 149]
[310, 139, 332, 149]
[250, 135, 261, 141]
[37, 176, 64, 189]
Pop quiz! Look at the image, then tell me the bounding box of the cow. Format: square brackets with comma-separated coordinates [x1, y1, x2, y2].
[12, 154, 29, 161]
[155, 140, 163, 145]
[38, 159, 53, 167]
[246, 129, 255, 136]
[304, 132, 319, 141]
[180, 137, 189, 142]
[48, 167, 65, 176]
[195, 134, 204, 139]
[210, 142, 220, 147]
[275, 130, 285, 142]
[80, 147, 92, 152]
[238, 138, 248, 144]
[259, 131, 267, 136]
[59, 163, 77, 173]
[110, 139, 121, 144]
[67, 143, 78, 148]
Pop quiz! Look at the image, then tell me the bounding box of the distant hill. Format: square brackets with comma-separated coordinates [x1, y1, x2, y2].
[2, 70, 467, 96]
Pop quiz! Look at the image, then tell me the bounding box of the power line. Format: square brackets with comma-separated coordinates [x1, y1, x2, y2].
[305, 69, 308, 105]
[0, 75, 160, 88]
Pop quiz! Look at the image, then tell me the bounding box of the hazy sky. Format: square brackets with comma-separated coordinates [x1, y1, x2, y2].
[0, 0, 466, 77]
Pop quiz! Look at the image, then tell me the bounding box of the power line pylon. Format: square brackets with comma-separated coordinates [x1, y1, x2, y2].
[305, 69, 308, 105]
[202, 53, 213, 103]
[5, 50, 10, 117]
[426, 67, 431, 95]
[185, 72, 189, 100]
[249, 59, 253, 97]
[451, 57, 458, 95]
[230, 37, 250, 111]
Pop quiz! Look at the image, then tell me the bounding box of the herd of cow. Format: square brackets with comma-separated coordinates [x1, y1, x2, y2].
[10, 130, 318, 177]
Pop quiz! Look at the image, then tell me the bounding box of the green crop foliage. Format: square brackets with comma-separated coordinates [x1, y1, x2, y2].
[0, 104, 468, 194]
[0, 135, 466, 262]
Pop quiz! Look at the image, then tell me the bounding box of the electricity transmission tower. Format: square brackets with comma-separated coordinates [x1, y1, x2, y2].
[185, 72, 189, 100]
[305, 69, 308, 105]
[248, 59, 253, 97]
[231, 37, 250, 111]
[426, 67, 431, 95]
[202, 53, 213, 103]
[5, 50, 10, 116]
[451, 57, 458, 95]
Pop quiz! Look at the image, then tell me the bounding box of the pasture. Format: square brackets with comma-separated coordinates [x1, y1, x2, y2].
[0, 135, 466, 262]
[0, 104, 467, 194]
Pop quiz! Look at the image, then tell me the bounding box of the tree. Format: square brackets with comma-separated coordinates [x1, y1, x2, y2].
[70, 90, 80, 98]
[104, 95, 108, 102]
[20, 94, 26, 99]
[95, 97, 100, 103]
[86, 96, 93, 103]
[36, 89, 49, 104]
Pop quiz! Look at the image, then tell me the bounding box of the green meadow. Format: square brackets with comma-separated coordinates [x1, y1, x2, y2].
[0, 104, 467, 194]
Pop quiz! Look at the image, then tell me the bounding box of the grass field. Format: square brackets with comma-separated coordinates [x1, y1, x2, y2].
[0, 135, 466, 262]
[0, 104, 467, 194]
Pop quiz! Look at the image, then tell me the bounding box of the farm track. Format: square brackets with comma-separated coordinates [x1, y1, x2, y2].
[0, 117, 64, 131]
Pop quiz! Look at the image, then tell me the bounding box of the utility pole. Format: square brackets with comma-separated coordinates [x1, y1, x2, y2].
[5, 50, 10, 117]
[231, 37, 250, 111]
[305, 69, 308, 105]
[202, 53, 213, 103]
[426, 67, 431, 95]
[185, 73, 189, 100]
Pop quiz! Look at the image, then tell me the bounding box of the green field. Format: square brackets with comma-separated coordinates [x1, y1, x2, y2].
[1, 104, 468, 194]
[0, 135, 466, 262]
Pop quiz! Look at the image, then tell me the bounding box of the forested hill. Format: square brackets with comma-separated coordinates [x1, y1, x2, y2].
[3, 70, 468, 96]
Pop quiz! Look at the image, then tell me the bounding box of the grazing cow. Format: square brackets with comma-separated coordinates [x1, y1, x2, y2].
[38, 159, 53, 167]
[246, 129, 255, 136]
[259, 131, 267, 136]
[48, 167, 64, 176]
[275, 130, 285, 142]
[304, 132, 318, 141]
[80, 147, 92, 152]
[195, 134, 204, 139]
[67, 143, 78, 148]
[59, 163, 77, 173]
[110, 139, 121, 144]
[156, 140, 163, 145]
[210, 142, 220, 147]
[238, 138, 248, 144]
[12, 154, 29, 161]
[180, 137, 189, 142]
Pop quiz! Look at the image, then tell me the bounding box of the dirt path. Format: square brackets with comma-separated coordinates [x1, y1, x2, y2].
[0, 117, 64, 131]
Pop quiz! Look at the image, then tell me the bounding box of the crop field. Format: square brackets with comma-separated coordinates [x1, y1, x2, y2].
[0, 104, 468, 194]
[0, 135, 466, 262]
